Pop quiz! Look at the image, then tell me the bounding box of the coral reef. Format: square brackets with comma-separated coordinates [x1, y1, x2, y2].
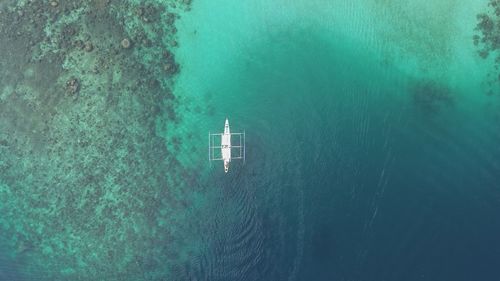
[474, 0, 500, 94]
[0, 0, 201, 280]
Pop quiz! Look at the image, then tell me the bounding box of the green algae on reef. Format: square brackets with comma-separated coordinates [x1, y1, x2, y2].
[0, 0, 200, 280]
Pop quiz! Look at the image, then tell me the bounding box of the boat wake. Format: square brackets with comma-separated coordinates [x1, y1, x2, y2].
[177, 135, 306, 281]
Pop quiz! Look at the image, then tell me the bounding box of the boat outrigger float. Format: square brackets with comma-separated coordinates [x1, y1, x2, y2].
[208, 118, 245, 173]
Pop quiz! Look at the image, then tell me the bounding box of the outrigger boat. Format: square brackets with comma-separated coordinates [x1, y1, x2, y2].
[209, 118, 245, 173]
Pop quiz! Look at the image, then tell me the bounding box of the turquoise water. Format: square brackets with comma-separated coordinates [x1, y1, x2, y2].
[172, 0, 500, 280]
[2, 0, 500, 280]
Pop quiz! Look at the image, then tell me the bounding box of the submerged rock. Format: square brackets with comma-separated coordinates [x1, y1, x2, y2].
[84, 41, 93, 52]
[66, 77, 79, 95]
[121, 38, 131, 49]
[163, 62, 179, 74]
[0, 139, 8, 147]
[73, 39, 84, 50]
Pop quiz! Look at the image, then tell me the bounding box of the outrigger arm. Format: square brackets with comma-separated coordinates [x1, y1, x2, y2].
[208, 118, 245, 173]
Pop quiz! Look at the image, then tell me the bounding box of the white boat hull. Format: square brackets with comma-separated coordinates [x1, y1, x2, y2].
[221, 118, 231, 173]
[208, 118, 244, 173]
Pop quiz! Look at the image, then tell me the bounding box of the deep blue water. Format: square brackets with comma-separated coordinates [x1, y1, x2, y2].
[173, 0, 500, 280]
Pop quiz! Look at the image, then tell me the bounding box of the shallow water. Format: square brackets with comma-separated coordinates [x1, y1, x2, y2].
[173, 0, 500, 280]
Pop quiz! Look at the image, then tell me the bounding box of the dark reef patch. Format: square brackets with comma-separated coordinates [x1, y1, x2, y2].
[474, 0, 500, 95]
[410, 79, 454, 114]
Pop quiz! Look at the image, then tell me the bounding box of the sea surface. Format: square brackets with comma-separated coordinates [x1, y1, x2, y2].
[1, 0, 500, 280]
[173, 0, 500, 280]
